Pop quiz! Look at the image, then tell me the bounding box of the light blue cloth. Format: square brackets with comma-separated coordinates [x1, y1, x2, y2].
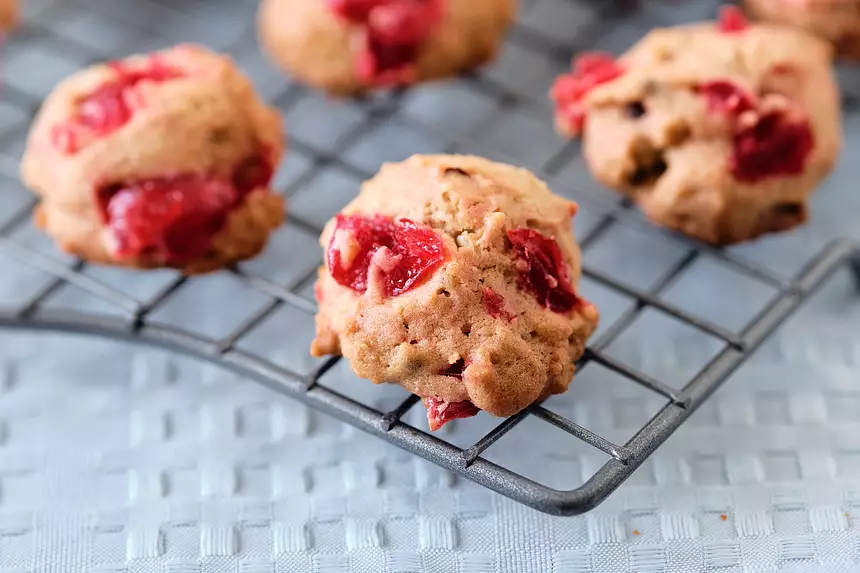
[1, 0, 860, 571]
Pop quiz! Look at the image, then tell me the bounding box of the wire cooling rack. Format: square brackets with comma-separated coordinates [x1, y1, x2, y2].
[0, 0, 859, 516]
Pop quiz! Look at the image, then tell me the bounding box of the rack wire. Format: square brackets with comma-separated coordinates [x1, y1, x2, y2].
[0, 0, 859, 515]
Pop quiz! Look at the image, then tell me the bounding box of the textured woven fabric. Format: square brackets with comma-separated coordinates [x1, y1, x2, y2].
[2, 0, 860, 571]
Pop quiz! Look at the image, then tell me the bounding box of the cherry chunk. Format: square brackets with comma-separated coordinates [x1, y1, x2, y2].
[96, 155, 273, 265]
[327, 214, 445, 297]
[507, 228, 579, 314]
[326, 0, 444, 85]
[426, 397, 480, 431]
[718, 5, 750, 34]
[51, 56, 184, 154]
[551, 52, 625, 135]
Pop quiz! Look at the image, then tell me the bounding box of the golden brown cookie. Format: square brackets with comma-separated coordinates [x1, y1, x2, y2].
[258, 0, 517, 96]
[311, 154, 599, 430]
[745, 0, 860, 60]
[0, 0, 16, 32]
[550, 7, 842, 246]
[21, 44, 285, 274]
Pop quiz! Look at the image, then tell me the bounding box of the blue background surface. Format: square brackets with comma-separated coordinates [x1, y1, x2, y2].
[1, 0, 860, 571]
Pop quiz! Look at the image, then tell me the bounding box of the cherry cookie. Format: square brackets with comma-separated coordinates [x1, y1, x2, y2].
[551, 7, 842, 245]
[258, 0, 517, 96]
[1, 0, 17, 32]
[745, 0, 860, 61]
[311, 155, 599, 431]
[21, 45, 285, 274]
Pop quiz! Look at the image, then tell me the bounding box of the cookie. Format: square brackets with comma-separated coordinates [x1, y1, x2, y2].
[1, 0, 17, 32]
[258, 0, 517, 96]
[745, 0, 860, 60]
[550, 7, 842, 245]
[311, 155, 599, 430]
[21, 44, 285, 274]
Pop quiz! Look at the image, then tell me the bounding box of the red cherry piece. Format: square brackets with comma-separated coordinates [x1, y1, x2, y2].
[698, 80, 756, 115]
[483, 286, 514, 321]
[51, 57, 184, 154]
[426, 397, 480, 431]
[367, 2, 430, 45]
[551, 52, 624, 135]
[718, 5, 749, 34]
[100, 176, 235, 264]
[732, 111, 814, 183]
[327, 214, 445, 297]
[698, 80, 814, 182]
[326, 0, 443, 86]
[96, 154, 273, 265]
[361, 1, 442, 84]
[326, 0, 387, 22]
[507, 228, 578, 314]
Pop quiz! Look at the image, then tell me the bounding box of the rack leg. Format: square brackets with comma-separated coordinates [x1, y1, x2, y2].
[849, 250, 860, 291]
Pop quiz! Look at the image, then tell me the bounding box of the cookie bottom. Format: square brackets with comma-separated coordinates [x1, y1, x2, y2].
[36, 190, 285, 275]
[636, 191, 809, 246]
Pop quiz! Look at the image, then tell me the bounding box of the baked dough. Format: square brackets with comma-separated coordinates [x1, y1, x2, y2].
[311, 154, 599, 430]
[258, 0, 517, 96]
[21, 44, 285, 274]
[550, 7, 842, 245]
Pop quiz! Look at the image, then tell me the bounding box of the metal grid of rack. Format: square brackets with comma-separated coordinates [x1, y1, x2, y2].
[0, 0, 858, 515]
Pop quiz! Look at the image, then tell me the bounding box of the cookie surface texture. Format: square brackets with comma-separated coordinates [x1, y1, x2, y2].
[312, 154, 599, 430]
[745, 0, 860, 60]
[551, 9, 842, 245]
[21, 44, 285, 274]
[258, 0, 517, 95]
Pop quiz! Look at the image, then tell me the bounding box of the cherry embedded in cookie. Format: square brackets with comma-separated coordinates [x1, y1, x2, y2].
[698, 80, 814, 182]
[717, 5, 749, 34]
[698, 80, 756, 116]
[507, 228, 578, 313]
[426, 396, 480, 431]
[483, 286, 515, 321]
[327, 0, 444, 86]
[328, 214, 445, 297]
[51, 57, 184, 154]
[97, 154, 273, 265]
[326, 0, 386, 22]
[551, 52, 625, 135]
[732, 110, 814, 182]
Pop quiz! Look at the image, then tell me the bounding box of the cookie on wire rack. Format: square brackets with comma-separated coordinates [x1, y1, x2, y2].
[21, 44, 285, 274]
[257, 0, 517, 96]
[550, 6, 842, 246]
[311, 154, 599, 431]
